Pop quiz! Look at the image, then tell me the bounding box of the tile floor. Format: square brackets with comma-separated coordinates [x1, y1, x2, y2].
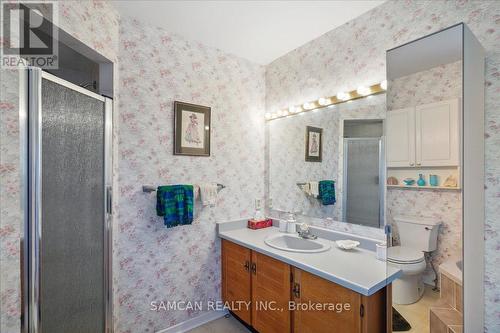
[187, 314, 251, 333]
[189, 285, 440, 333]
[394, 285, 441, 333]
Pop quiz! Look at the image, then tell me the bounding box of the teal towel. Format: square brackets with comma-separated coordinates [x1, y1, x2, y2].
[319, 180, 336, 205]
[156, 185, 194, 228]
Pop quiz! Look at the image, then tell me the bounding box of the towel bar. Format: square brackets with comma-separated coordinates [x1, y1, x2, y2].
[142, 184, 226, 193]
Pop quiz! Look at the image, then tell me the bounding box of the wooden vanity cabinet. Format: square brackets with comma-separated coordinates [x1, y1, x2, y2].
[251, 251, 291, 333]
[292, 268, 389, 333]
[221, 239, 390, 333]
[221, 239, 252, 324]
[221, 239, 291, 331]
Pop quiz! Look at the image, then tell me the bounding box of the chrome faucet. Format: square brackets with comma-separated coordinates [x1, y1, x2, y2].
[297, 223, 318, 240]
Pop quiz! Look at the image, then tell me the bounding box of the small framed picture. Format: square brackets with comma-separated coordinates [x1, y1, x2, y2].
[305, 126, 322, 162]
[174, 101, 211, 156]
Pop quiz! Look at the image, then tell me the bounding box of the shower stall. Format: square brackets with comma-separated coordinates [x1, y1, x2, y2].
[22, 68, 113, 332]
[342, 120, 384, 228]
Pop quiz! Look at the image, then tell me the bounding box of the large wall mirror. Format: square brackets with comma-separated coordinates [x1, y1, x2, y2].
[268, 93, 386, 229]
[386, 23, 464, 332]
[385, 23, 485, 332]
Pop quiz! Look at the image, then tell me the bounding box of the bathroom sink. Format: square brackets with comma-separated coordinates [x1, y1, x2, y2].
[264, 234, 330, 253]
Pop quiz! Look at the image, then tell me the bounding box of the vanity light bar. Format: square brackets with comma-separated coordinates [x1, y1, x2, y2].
[265, 81, 387, 121]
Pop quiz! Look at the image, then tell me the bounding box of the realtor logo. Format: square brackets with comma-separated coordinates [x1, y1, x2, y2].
[1, 1, 58, 68]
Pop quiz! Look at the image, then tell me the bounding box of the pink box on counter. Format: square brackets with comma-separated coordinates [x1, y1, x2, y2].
[247, 219, 273, 230]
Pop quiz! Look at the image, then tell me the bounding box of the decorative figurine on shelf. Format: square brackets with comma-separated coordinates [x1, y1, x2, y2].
[403, 178, 415, 186]
[429, 174, 439, 186]
[417, 174, 426, 186]
[387, 177, 399, 185]
[443, 175, 458, 187]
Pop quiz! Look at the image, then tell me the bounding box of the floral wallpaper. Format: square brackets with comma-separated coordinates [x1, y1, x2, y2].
[387, 61, 462, 284]
[115, 18, 266, 332]
[387, 61, 462, 110]
[0, 69, 22, 333]
[266, 1, 499, 330]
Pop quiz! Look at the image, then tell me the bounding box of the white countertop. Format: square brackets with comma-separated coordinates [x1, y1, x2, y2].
[218, 226, 401, 296]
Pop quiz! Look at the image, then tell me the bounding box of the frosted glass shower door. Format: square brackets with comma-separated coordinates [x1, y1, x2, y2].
[27, 69, 112, 333]
[342, 138, 383, 228]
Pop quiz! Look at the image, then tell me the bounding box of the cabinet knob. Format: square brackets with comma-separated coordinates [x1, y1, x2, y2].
[417, 163, 421, 166]
[410, 162, 414, 166]
[251, 262, 257, 275]
[292, 282, 301, 298]
[244, 260, 250, 272]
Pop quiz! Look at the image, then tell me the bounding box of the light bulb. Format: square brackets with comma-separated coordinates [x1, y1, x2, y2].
[265, 113, 272, 119]
[356, 86, 370, 95]
[276, 110, 283, 116]
[381, 80, 387, 90]
[303, 102, 315, 110]
[337, 92, 349, 101]
[318, 97, 331, 106]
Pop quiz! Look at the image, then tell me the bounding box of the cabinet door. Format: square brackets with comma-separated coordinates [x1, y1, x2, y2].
[415, 99, 459, 166]
[221, 240, 252, 324]
[292, 268, 362, 333]
[251, 251, 291, 333]
[386, 107, 416, 167]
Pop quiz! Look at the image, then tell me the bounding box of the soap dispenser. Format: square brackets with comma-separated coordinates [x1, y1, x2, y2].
[253, 199, 264, 221]
[286, 212, 297, 233]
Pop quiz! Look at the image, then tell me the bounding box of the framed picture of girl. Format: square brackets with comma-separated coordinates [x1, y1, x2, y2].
[305, 126, 322, 162]
[174, 101, 211, 156]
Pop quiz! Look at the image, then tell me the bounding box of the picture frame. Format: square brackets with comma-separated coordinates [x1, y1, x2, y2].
[174, 101, 211, 156]
[305, 126, 322, 162]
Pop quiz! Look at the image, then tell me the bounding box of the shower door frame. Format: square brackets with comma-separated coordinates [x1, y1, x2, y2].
[341, 137, 385, 228]
[22, 68, 113, 333]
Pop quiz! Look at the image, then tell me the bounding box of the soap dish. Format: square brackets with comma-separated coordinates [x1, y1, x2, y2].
[335, 240, 360, 250]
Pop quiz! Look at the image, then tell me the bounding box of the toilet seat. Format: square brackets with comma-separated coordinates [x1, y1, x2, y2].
[387, 246, 425, 264]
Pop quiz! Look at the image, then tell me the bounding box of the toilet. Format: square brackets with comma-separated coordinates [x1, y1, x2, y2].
[388, 216, 441, 305]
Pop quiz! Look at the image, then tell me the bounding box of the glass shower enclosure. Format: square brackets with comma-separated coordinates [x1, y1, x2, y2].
[342, 120, 384, 228]
[23, 68, 113, 333]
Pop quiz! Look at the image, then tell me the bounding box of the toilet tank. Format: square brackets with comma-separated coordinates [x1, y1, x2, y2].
[394, 216, 441, 252]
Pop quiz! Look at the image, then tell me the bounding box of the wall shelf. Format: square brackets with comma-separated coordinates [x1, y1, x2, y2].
[386, 185, 461, 191]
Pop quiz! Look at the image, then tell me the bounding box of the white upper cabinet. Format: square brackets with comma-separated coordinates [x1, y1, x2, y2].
[415, 99, 459, 166]
[386, 107, 416, 167]
[387, 99, 459, 168]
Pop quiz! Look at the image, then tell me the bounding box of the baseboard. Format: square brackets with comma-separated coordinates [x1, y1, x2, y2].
[155, 310, 228, 333]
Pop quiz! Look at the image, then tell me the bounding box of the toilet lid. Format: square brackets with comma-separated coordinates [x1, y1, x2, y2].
[387, 246, 425, 264]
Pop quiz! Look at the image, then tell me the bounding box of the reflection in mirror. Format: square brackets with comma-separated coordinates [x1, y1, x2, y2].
[268, 95, 385, 229]
[342, 119, 383, 228]
[386, 24, 463, 332]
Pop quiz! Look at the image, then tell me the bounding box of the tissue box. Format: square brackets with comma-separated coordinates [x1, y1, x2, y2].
[247, 219, 273, 230]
